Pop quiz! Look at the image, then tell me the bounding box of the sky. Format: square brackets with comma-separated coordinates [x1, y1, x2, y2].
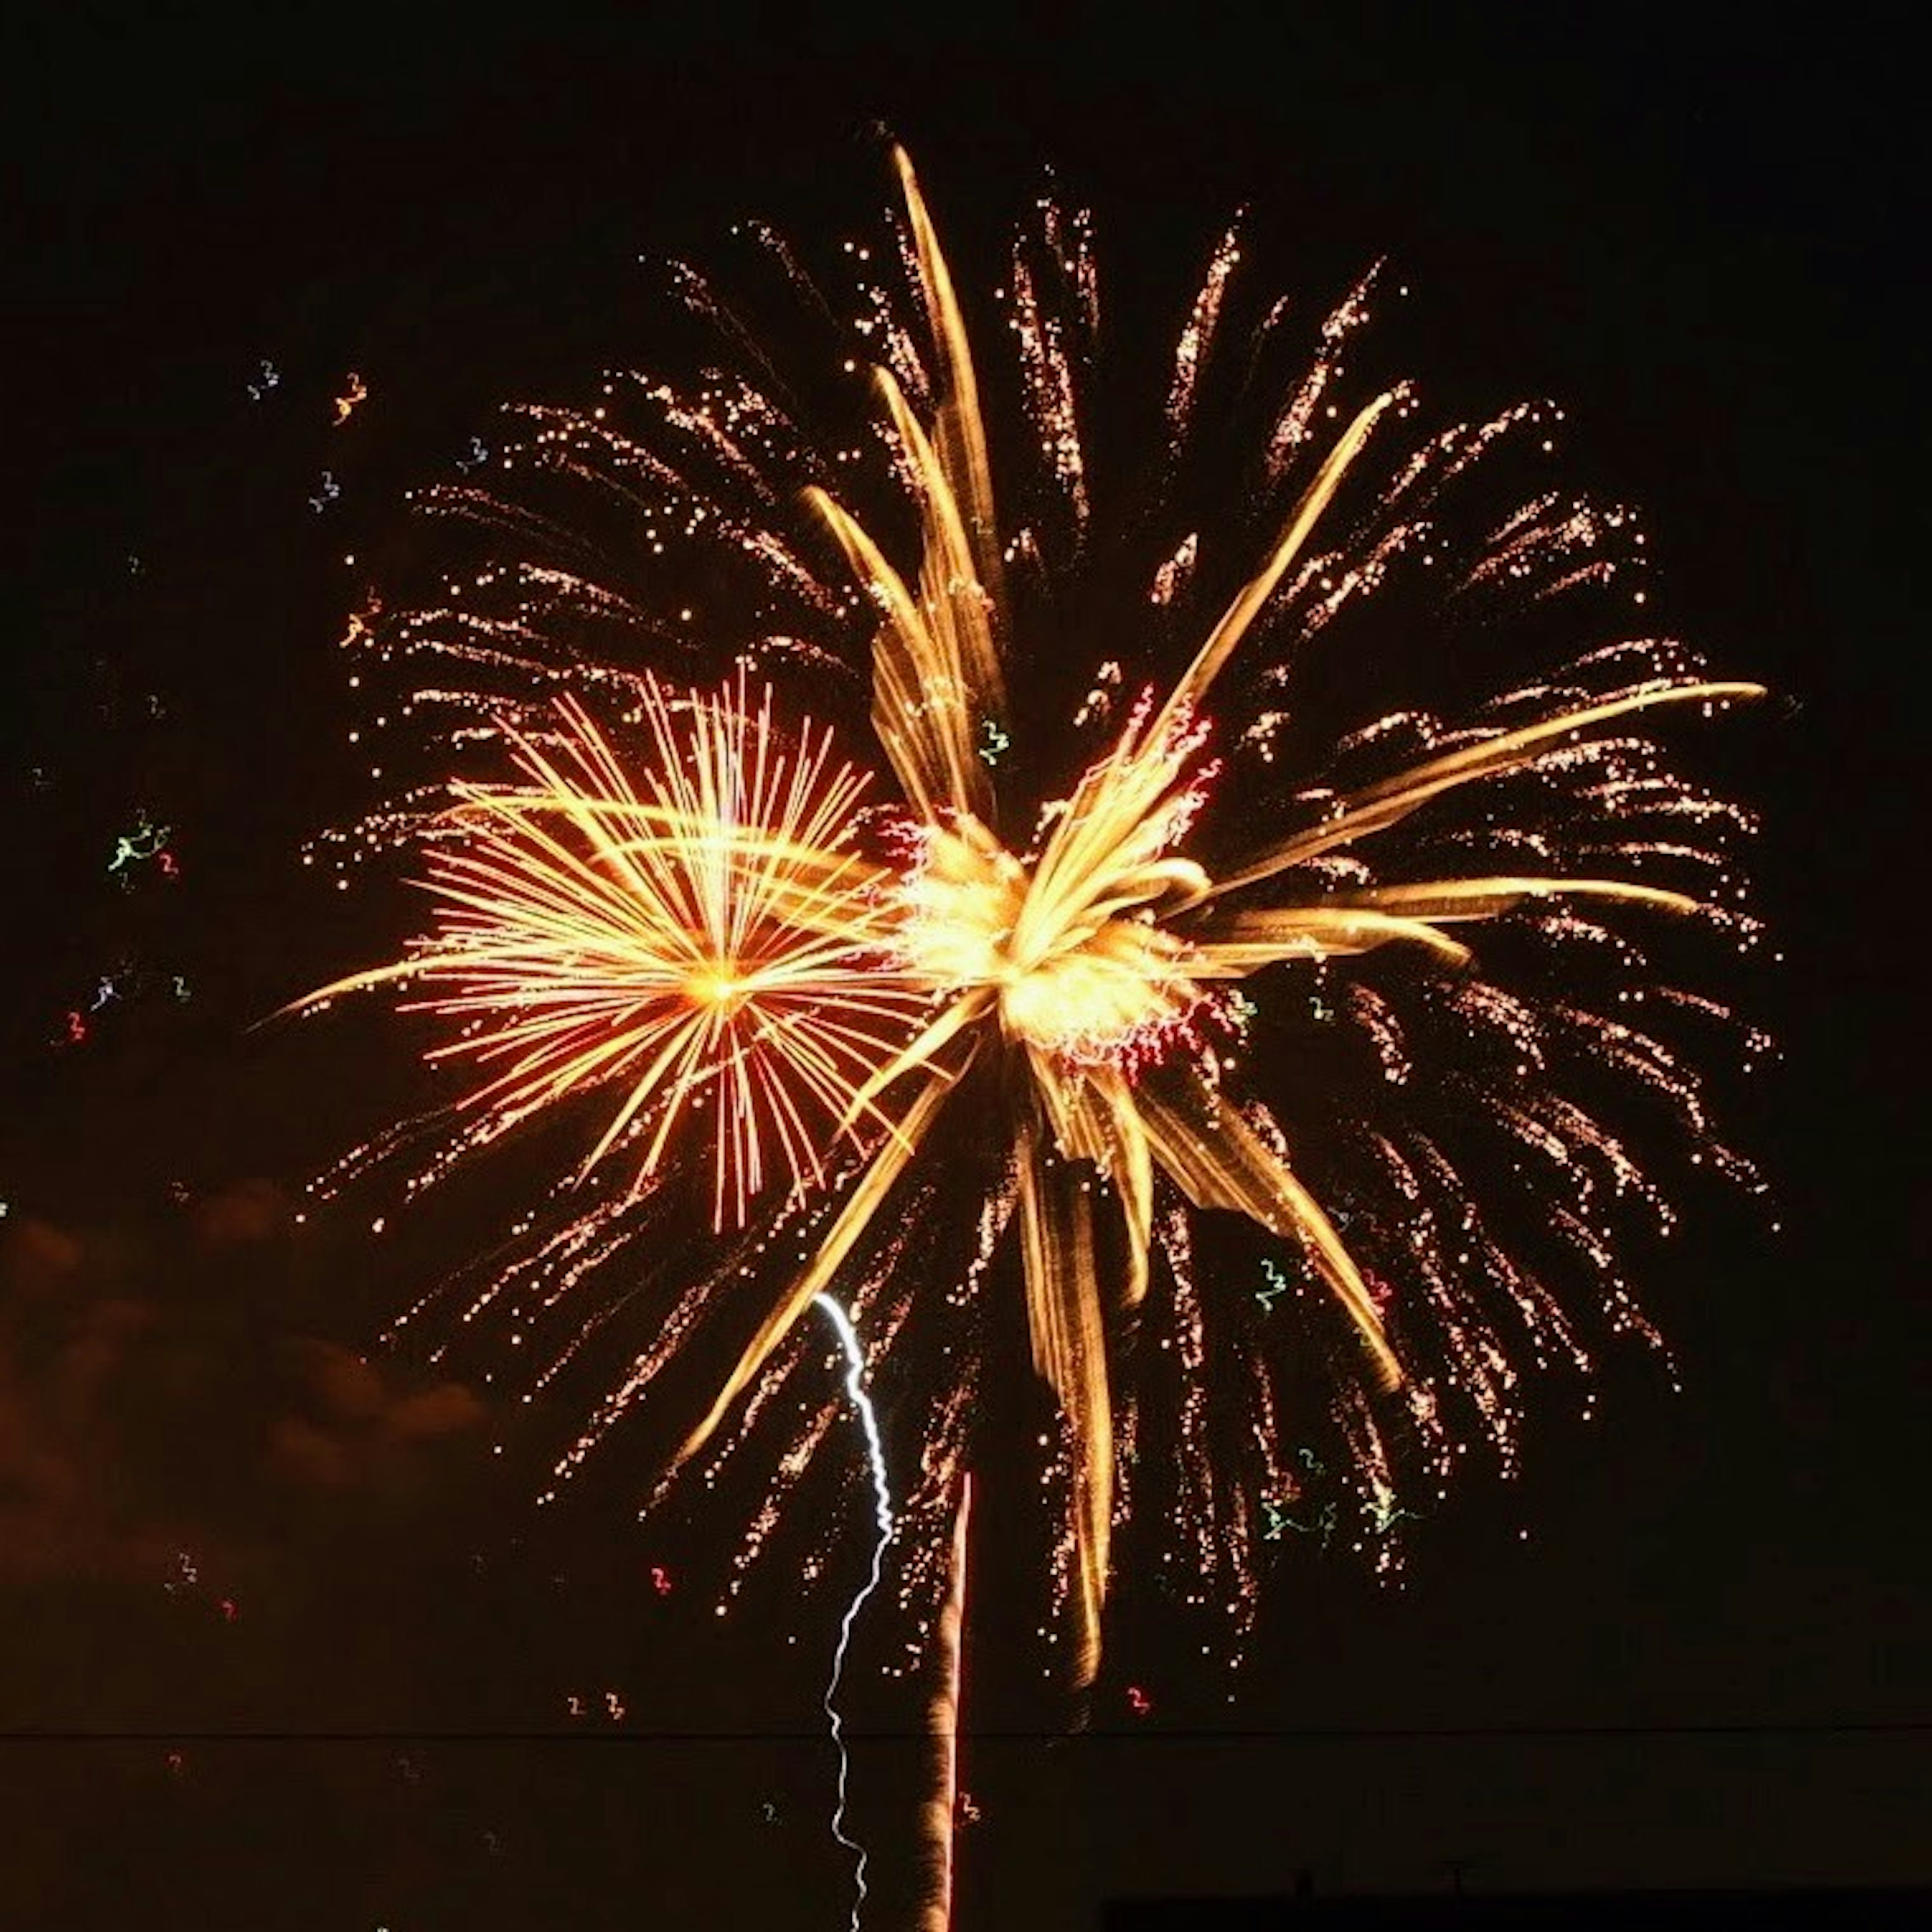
[3, 8, 1927, 1928]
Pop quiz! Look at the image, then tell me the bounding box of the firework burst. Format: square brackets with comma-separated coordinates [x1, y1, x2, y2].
[299, 146, 1765, 1698]
[292, 675, 924, 1231]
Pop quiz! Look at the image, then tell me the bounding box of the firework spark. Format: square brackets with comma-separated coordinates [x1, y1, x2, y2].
[292, 676, 923, 1230]
[301, 145, 1764, 1702]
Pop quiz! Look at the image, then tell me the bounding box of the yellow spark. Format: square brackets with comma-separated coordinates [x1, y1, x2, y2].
[333, 371, 369, 425]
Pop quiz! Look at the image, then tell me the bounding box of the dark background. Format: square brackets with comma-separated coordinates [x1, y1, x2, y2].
[3, 6, 1925, 1927]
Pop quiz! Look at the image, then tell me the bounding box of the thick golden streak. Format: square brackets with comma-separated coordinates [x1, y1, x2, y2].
[892, 146, 1004, 605]
[673, 1061, 967, 1468]
[1090, 1067, 1157, 1310]
[1176, 396, 1395, 714]
[739, 1004, 914, 1145]
[1193, 908, 1475, 970]
[1139, 1074, 1400, 1389]
[1073, 857, 1212, 931]
[805, 483, 987, 823]
[1198, 680, 1767, 902]
[1016, 1120, 1111, 1691]
[1018, 716, 1193, 952]
[1339, 875, 1704, 920]
[834, 989, 995, 1143]
[1022, 1043, 1100, 1164]
[872, 366, 1007, 731]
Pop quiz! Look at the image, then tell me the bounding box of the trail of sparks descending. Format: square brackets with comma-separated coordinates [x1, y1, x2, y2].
[301, 142, 1766, 1704]
[815, 1292, 895, 1932]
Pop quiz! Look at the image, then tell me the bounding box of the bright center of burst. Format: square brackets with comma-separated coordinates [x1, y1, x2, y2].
[686, 965, 748, 1011]
[901, 824, 1201, 1066]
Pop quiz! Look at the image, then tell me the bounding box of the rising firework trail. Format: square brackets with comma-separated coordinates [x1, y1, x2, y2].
[297, 142, 1766, 1720]
[814, 1292, 896, 1932]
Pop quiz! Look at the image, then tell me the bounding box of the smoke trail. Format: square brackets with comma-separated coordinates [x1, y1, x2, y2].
[918, 1474, 973, 1931]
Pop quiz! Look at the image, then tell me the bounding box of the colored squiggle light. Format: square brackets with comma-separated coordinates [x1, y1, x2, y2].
[814, 1291, 894, 1932]
[1262, 1493, 1338, 1545]
[108, 818, 169, 873]
[1256, 1259, 1292, 1311]
[1366, 1486, 1421, 1534]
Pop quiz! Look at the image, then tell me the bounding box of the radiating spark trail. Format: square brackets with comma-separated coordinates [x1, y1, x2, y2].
[815, 1291, 895, 1932]
[288, 680, 925, 1230]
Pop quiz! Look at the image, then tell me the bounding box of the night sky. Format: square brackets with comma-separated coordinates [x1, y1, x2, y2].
[4, 9, 1926, 1928]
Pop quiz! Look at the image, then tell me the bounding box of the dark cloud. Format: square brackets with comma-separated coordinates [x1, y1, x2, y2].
[1, 1215, 85, 1298]
[0, 1193, 487, 1587]
[186, 1175, 290, 1248]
